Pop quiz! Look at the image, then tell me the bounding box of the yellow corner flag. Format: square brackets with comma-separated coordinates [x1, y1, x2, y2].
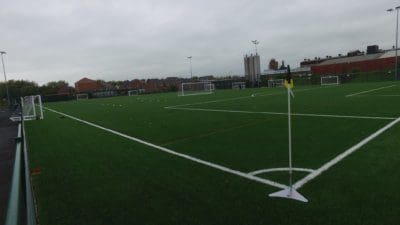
[284, 79, 294, 98]
[284, 79, 294, 89]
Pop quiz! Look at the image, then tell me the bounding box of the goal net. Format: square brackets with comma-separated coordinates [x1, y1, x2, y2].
[128, 90, 139, 96]
[232, 82, 246, 90]
[180, 81, 215, 96]
[76, 93, 89, 100]
[321, 75, 339, 86]
[268, 79, 284, 88]
[21, 95, 43, 121]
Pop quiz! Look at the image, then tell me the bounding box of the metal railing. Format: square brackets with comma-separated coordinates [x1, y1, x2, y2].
[4, 117, 37, 225]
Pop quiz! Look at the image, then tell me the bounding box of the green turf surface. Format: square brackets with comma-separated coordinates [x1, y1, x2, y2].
[26, 81, 400, 224]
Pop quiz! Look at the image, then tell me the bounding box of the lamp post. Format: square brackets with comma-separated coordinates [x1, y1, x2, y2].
[187, 56, 193, 79]
[387, 6, 400, 80]
[0, 51, 10, 105]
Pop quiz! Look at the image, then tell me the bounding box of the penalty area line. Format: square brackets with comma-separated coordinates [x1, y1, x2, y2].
[293, 115, 400, 189]
[166, 86, 323, 109]
[44, 106, 287, 190]
[166, 107, 396, 120]
[345, 84, 396, 97]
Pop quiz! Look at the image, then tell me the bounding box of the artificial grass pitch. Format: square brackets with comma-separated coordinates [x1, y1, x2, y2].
[26, 81, 400, 225]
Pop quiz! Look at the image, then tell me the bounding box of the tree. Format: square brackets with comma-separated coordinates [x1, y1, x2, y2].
[39, 80, 69, 95]
[269, 58, 279, 70]
[0, 80, 40, 104]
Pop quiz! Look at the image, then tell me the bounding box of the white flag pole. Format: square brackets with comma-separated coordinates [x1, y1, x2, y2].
[269, 83, 308, 202]
[287, 85, 293, 193]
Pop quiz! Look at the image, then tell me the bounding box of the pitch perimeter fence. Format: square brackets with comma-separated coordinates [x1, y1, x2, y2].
[4, 115, 37, 225]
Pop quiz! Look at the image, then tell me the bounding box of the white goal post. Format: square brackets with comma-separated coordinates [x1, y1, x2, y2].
[21, 95, 43, 121]
[128, 89, 145, 96]
[321, 75, 339, 86]
[180, 81, 215, 96]
[268, 79, 284, 88]
[128, 90, 139, 96]
[76, 93, 89, 100]
[232, 82, 246, 90]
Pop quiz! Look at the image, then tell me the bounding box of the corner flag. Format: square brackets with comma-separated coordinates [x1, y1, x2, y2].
[284, 65, 294, 97]
[269, 64, 308, 202]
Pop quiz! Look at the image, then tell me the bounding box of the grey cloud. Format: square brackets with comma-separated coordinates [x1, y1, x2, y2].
[0, 0, 396, 84]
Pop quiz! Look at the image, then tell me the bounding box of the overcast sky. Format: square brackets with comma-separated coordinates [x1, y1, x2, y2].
[0, 0, 397, 85]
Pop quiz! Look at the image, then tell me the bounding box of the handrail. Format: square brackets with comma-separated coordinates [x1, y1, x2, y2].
[4, 118, 37, 225]
[4, 124, 22, 225]
[22, 119, 37, 225]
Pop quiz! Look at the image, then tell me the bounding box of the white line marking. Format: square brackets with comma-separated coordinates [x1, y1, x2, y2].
[248, 167, 315, 176]
[376, 94, 400, 97]
[293, 116, 400, 189]
[44, 107, 287, 189]
[166, 107, 396, 120]
[345, 85, 396, 97]
[166, 87, 322, 109]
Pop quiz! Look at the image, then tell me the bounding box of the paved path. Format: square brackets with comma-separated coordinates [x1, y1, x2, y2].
[0, 109, 18, 223]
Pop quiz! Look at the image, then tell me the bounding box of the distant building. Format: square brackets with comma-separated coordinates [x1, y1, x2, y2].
[75, 77, 104, 93]
[311, 46, 396, 75]
[244, 54, 261, 84]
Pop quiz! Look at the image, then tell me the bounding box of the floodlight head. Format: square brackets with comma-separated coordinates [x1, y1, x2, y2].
[0, 51, 6, 55]
[252, 40, 259, 45]
[388, 8, 394, 12]
[187, 56, 192, 59]
[396, 6, 400, 10]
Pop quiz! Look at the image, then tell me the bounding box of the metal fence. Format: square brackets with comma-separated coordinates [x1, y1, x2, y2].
[4, 117, 37, 225]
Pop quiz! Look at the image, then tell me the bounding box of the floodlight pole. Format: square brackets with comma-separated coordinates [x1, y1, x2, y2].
[187, 56, 193, 79]
[251, 40, 259, 54]
[388, 7, 400, 80]
[1, 51, 10, 105]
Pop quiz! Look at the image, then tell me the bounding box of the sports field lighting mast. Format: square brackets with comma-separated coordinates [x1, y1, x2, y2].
[0, 51, 10, 105]
[387, 6, 400, 80]
[251, 40, 260, 86]
[187, 56, 193, 79]
[251, 40, 259, 54]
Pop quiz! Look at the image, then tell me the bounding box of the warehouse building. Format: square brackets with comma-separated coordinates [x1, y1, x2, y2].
[308, 45, 396, 75]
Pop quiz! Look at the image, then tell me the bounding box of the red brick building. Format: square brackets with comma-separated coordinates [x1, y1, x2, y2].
[75, 77, 104, 93]
[311, 49, 396, 75]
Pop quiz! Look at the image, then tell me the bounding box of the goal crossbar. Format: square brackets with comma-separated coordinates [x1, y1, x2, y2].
[180, 81, 215, 96]
[268, 79, 284, 88]
[76, 93, 89, 100]
[321, 75, 339, 86]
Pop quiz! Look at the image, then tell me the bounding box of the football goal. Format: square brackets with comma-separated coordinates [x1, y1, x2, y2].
[76, 93, 89, 100]
[232, 82, 246, 90]
[21, 95, 43, 121]
[128, 90, 139, 96]
[180, 81, 215, 96]
[321, 75, 339, 86]
[129, 89, 145, 96]
[268, 79, 284, 88]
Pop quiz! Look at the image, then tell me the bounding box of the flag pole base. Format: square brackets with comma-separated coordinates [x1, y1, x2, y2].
[269, 187, 308, 202]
